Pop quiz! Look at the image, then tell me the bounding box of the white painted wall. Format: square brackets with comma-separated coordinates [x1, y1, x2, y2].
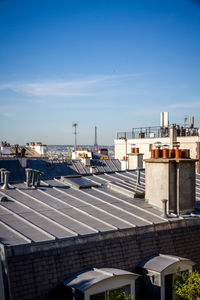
[160, 261, 194, 300]
[72, 150, 92, 159]
[120, 160, 127, 171]
[85, 275, 137, 300]
[115, 136, 199, 162]
[34, 145, 47, 155]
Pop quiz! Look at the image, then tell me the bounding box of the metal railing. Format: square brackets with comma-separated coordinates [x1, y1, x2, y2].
[117, 126, 199, 139]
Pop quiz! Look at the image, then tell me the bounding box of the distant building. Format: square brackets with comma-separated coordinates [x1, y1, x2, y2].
[114, 112, 200, 172]
[0, 141, 11, 155]
[26, 142, 47, 156]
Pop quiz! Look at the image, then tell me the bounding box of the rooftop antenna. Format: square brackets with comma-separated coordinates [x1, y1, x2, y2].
[72, 122, 78, 151]
[94, 126, 98, 152]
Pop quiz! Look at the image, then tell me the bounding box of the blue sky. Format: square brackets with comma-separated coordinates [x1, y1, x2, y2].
[0, 0, 200, 145]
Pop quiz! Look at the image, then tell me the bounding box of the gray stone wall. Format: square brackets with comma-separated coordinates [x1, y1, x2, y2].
[6, 221, 200, 300]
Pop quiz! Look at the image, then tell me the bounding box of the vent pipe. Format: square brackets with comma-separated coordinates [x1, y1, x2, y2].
[2, 171, 10, 189]
[164, 112, 169, 128]
[169, 124, 177, 149]
[160, 112, 164, 128]
[160, 112, 169, 128]
[0, 168, 6, 184]
[32, 170, 37, 187]
[137, 168, 141, 185]
[25, 168, 32, 188]
[161, 199, 168, 218]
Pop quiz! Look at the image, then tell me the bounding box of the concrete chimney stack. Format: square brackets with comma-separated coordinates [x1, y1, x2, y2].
[145, 156, 197, 215]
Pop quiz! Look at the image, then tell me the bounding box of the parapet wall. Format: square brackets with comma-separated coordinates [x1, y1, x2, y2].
[5, 220, 200, 300]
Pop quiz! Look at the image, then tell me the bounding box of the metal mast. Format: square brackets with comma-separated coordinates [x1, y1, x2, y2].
[94, 126, 98, 152]
[72, 122, 78, 151]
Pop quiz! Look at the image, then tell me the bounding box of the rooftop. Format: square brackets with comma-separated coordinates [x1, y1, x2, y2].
[0, 167, 200, 252]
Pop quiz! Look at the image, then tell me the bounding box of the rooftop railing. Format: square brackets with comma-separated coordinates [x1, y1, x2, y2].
[117, 126, 199, 139]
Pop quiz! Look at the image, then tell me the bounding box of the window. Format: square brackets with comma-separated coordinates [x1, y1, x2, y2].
[90, 285, 131, 300]
[90, 292, 105, 300]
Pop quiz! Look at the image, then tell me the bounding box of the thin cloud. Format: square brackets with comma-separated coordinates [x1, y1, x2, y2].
[170, 102, 200, 108]
[0, 112, 14, 117]
[0, 73, 152, 97]
[0, 104, 30, 117]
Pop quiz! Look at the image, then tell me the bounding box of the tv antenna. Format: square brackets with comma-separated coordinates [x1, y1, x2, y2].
[93, 126, 98, 152]
[72, 122, 78, 150]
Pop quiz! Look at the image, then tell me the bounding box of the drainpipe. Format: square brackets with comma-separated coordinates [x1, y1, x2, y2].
[2, 171, 10, 189]
[176, 164, 180, 217]
[36, 172, 42, 187]
[125, 137, 128, 170]
[25, 168, 32, 188]
[161, 199, 168, 218]
[0, 168, 5, 184]
[137, 168, 141, 185]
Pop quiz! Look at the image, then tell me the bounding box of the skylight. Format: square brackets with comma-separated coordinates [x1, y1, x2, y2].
[61, 175, 98, 189]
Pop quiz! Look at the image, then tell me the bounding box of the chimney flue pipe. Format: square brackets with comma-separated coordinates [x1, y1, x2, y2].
[161, 199, 168, 218]
[25, 168, 32, 188]
[2, 171, 10, 189]
[170, 124, 177, 149]
[32, 170, 37, 187]
[0, 168, 6, 184]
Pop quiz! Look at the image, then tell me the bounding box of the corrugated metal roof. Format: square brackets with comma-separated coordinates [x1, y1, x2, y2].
[0, 172, 167, 246]
[0, 159, 200, 248]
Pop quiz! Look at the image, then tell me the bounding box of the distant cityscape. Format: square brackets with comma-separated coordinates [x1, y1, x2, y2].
[47, 144, 114, 160]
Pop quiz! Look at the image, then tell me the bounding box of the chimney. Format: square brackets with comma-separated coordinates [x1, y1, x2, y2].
[128, 152, 143, 170]
[145, 155, 197, 215]
[2, 171, 10, 189]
